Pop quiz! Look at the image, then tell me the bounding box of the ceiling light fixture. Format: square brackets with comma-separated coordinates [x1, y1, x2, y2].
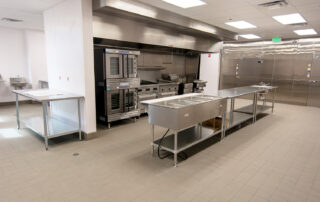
[162, 0, 206, 8]
[294, 29, 317, 36]
[225, 21, 257, 29]
[272, 13, 306, 25]
[239, 34, 261, 39]
[109, 1, 157, 18]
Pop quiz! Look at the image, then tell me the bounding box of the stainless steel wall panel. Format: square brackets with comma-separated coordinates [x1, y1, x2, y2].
[220, 38, 320, 107]
[271, 79, 293, 103]
[273, 54, 294, 80]
[311, 52, 320, 80]
[293, 53, 313, 80]
[308, 80, 320, 107]
[291, 80, 308, 105]
[260, 54, 274, 80]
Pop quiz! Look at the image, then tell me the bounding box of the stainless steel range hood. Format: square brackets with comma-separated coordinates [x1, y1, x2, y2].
[92, 0, 237, 52]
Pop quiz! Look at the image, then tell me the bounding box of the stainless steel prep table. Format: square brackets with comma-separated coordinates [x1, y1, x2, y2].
[142, 93, 227, 167]
[216, 85, 277, 130]
[12, 89, 84, 150]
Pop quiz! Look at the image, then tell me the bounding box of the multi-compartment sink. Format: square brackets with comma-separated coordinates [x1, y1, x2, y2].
[146, 94, 227, 130]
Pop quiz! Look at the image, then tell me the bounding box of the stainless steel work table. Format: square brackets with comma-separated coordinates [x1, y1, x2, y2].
[216, 85, 277, 130]
[12, 89, 84, 150]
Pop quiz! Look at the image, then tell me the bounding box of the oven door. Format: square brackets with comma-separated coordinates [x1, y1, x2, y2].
[105, 54, 123, 79]
[106, 90, 123, 115]
[124, 89, 137, 112]
[123, 55, 137, 78]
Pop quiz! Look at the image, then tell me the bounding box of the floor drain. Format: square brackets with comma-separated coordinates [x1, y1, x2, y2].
[73, 153, 79, 156]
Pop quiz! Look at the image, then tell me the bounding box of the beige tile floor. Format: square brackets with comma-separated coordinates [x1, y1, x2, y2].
[0, 100, 320, 202]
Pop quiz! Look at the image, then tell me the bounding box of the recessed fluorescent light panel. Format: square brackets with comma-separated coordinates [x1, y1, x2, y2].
[272, 13, 306, 25]
[109, 1, 157, 18]
[162, 0, 206, 8]
[294, 29, 317, 36]
[225, 21, 256, 29]
[239, 34, 261, 39]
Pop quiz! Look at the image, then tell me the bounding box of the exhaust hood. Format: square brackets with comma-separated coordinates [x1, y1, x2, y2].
[92, 0, 237, 42]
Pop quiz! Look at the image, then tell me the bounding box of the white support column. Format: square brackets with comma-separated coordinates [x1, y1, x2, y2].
[43, 0, 96, 134]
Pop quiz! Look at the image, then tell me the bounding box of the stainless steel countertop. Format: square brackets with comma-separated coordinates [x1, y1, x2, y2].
[12, 89, 84, 102]
[216, 86, 277, 98]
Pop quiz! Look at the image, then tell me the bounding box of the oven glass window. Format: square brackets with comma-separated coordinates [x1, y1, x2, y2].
[110, 57, 120, 75]
[126, 92, 134, 107]
[128, 58, 134, 75]
[111, 93, 120, 110]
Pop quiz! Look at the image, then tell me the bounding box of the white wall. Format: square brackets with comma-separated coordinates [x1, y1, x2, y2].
[0, 27, 47, 102]
[199, 53, 221, 95]
[0, 27, 28, 81]
[25, 30, 48, 89]
[43, 0, 96, 134]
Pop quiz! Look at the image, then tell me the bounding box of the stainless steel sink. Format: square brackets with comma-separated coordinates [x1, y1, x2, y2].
[147, 94, 227, 130]
[10, 77, 27, 88]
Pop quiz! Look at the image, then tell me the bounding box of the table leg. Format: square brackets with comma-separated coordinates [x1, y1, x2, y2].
[200, 122, 202, 138]
[253, 93, 257, 122]
[221, 113, 226, 139]
[151, 124, 154, 156]
[15, 94, 20, 129]
[174, 130, 178, 167]
[42, 102, 49, 150]
[230, 98, 235, 125]
[272, 89, 276, 113]
[77, 99, 82, 141]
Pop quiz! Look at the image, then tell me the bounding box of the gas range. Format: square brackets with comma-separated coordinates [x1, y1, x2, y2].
[138, 80, 178, 114]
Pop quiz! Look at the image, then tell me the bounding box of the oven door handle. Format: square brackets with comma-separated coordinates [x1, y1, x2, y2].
[159, 92, 176, 96]
[138, 93, 157, 99]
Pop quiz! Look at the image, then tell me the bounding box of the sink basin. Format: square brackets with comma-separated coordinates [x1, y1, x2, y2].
[10, 77, 27, 88]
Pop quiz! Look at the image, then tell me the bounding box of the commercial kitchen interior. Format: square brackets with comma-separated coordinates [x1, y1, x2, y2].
[1, 0, 320, 201]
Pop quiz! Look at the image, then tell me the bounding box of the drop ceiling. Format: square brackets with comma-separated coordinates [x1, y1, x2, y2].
[0, 0, 319, 41]
[136, 0, 320, 41]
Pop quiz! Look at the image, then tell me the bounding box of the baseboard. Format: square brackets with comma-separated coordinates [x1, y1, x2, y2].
[83, 131, 99, 140]
[0, 100, 34, 106]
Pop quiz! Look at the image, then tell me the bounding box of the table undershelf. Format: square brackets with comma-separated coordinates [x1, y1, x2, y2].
[226, 112, 253, 129]
[234, 104, 272, 114]
[153, 126, 221, 153]
[21, 116, 79, 139]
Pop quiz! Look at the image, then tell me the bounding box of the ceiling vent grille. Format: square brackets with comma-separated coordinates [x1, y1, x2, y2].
[258, 0, 288, 9]
[1, 18, 23, 22]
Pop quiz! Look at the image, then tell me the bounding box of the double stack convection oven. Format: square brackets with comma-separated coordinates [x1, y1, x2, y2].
[94, 48, 140, 128]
